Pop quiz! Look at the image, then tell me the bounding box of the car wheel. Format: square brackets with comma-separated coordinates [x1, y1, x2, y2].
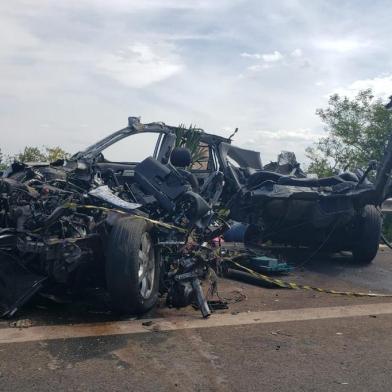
[105, 217, 160, 315]
[352, 205, 382, 265]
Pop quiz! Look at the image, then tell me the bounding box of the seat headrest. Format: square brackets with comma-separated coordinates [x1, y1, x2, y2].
[170, 147, 192, 168]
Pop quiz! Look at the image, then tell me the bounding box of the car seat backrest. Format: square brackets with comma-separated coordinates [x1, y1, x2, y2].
[134, 156, 190, 211]
[170, 147, 192, 168]
[170, 147, 199, 192]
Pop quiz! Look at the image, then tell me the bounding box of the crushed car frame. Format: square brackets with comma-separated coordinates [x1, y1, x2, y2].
[0, 117, 228, 318]
[1, 116, 392, 317]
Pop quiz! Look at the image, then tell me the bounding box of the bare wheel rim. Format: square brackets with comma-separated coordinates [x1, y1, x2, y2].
[138, 232, 155, 299]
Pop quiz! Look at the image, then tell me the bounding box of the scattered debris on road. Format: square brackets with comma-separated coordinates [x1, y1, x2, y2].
[9, 319, 33, 329]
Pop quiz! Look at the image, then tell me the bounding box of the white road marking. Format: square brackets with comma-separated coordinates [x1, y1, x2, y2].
[1, 303, 392, 344]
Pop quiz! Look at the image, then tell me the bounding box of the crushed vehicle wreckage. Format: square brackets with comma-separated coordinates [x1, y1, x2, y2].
[1, 116, 392, 318]
[225, 148, 390, 264]
[0, 117, 229, 318]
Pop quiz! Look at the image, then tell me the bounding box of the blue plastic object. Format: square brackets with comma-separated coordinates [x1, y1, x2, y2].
[223, 222, 249, 242]
[248, 256, 293, 274]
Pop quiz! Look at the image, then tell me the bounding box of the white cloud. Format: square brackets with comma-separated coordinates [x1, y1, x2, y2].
[241, 49, 309, 74]
[247, 64, 268, 71]
[0, 0, 391, 164]
[314, 38, 371, 53]
[239, 128, 323, 163]
[241, 52, 261, 59]
[261, 51, 284, 62]
[253, 128, 320, 142]
[97, 43, 183, 88]
[241, 50, 283, 62]
[333, 74, 392, 100]
[0, 19, 40, 57]
[290, 48, 303, 58]
[242, 50, 284, 72]
[0, 0, 232, 13]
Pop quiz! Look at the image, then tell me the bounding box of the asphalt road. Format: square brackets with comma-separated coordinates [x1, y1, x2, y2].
[1, 247, 392, 392]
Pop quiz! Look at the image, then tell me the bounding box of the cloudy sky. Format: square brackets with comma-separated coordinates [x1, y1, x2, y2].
[1, 0, 392, 164]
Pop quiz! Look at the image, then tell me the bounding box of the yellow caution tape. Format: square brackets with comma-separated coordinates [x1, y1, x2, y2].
[130, 215, 187, 232]
[50, 202, 392, 298]
[230, 260, 392, 298]
[65, 203, 187, 232]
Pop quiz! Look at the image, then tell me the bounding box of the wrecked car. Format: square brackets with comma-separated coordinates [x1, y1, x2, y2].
[0, 117, 228, 318]
[187, 136, 391, 265]
[2, 116, 392, 318]
[140, 123, 391, 266]
[161, 125, 391, 265]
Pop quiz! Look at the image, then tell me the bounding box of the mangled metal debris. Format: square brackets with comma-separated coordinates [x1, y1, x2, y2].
[0, 117, 228, 318]
[1, 116, 392, 318]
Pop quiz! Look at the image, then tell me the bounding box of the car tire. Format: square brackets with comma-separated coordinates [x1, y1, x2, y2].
[352, 205, 382, 265]
[105, 217, 160, 315]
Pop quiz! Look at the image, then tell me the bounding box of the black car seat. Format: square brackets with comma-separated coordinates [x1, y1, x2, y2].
[170, 147, 199, 192]
[134, 156, 210, 223]
[134, 157, 190, 211]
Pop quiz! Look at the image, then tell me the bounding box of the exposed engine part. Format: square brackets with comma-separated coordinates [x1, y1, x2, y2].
[166, 255, 212, 318]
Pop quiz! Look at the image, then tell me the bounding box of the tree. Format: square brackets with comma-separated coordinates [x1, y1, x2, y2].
[306, 89, 392, 176]
[307, 88, 392, 241]
[0, 148, 7, 171]
[15, 147, 47, 163]
[174, 124, 205, 168]
[13, 146, 69, 163]
[45, 147, 70, 162]
[305, 148, 334, 177]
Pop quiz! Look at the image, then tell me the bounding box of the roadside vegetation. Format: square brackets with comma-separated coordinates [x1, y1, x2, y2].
[307, 89, 392, 176]
[307, 88, 392, 240]
[0, 146, 69, 171]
